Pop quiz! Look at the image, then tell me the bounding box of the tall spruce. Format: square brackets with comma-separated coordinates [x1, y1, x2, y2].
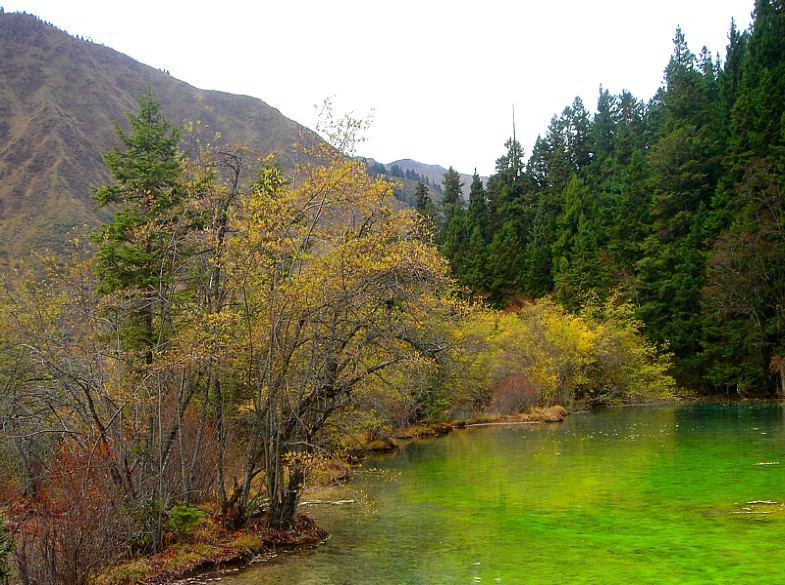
[636, 28, 725, 387]
[703, 0, 785, 395]
[461, 172, 490, 292]
[485, 138, 529, 304]
[415, 181, 436, 222]
[552, 176, 607, 307]
[438, 167, 466, 275]
[91, 88, 186, 362]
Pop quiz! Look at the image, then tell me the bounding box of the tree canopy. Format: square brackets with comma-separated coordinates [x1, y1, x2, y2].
[435, 1, 785, 396]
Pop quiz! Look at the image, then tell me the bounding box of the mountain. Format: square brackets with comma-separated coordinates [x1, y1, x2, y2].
[0, 11, 314, 262]
[388, 159, 487, 200]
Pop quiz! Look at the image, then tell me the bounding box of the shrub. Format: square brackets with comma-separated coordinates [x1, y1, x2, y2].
[0, 519, 12, 585]
[490, 374, 540, 415]
[167, 504, 206, 542]
[483, 296, 676, 408]
[10, 446, 131, 585]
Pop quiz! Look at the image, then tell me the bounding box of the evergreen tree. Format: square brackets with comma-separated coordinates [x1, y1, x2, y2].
[466, 171, 488, 235]
[703, 0, 785, 394]
[414, 181, 436, 222]
[718, 19, 749, 122]
[635, 28, 726, 387]
[553, 212, 604, 308]
[487, 137, 527, 219]
[590, 89, 650, 280]
[484, 138, 531, 304]
[438, 167, 467, 276]
[728, 0, 785, 162]
[522, 199, 555, 297]
[520, 98, 595, 301]
[551, 176, 608, 307]
[441, 166, 464, 210]
[461, 172, 490, 292]
[389, 164, 404, 178]
[91, 88, 186, 362]
[529, 97, 593, 193]
[486, 220, 526, 304]
[590, 87, 616, 177]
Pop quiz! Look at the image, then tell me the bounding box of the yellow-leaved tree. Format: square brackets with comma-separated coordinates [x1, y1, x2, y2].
[481, 296, 675, 413]
[0, 96, 477, 579]
[222, 126, 461, 529]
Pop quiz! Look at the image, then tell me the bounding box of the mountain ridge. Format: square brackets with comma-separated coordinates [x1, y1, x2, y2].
[388, 158, 486, 199]
[0, 11, 468, 262]
[0, 11, 310, 261]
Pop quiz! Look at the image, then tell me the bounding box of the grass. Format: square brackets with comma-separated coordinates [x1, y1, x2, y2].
[92, 513, 325, 585]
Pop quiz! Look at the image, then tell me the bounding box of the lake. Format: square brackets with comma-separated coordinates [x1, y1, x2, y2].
[223, 403, 785, 584]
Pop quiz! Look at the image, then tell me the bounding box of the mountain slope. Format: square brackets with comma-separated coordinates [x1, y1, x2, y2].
[0, 11, 312, 261]
[389, 159, 487, 200]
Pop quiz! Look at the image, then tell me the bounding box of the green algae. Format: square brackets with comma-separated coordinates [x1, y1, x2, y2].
[226, 403, 785, 584]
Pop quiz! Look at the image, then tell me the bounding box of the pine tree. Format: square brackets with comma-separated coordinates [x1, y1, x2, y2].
[703, 0, 785, 394]
[589, 89, 650, 280]
[718, 19, 749, 126]
[440, 166, 464, 210]
[466, 171, 488, 235]
[484, 138, 531, 303]
[438, 167, 467, 275]
[551, 176, 608, 307]
[91, 88, 186, 362]
[522, 199, 556, 297]
[635, 28, 726, 387]
[487, 137, 526, 218]
[415, 181, 436, 221]
[461, 172, 490, 292]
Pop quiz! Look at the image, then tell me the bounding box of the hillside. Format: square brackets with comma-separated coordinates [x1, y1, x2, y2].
[0, 11, 313, 262]
[389, 159, 487, 200]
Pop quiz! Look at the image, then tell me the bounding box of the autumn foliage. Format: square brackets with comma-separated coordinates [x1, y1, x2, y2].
[0, 95, 675, 584]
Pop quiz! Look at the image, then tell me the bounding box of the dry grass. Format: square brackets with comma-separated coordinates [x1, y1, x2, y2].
[91, 514, 325, 585]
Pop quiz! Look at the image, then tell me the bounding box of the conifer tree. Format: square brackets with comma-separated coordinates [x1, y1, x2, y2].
[704, 0, 785, 394]
[91, 88, 186, 362]
[440, 166, 464, 210]
[461, 172, 490, 292]
[636, 28, 725, 386]
[415, 181, 436, 221]
[522, 200, 556, 297]
[484, 138, 531, 303]
[438, 167, 467, 274]
[552, 176, 607, 307]
[466, 171, 488, 235]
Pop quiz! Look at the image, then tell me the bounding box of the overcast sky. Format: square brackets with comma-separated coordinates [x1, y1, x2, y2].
[6, 0, 754, 176]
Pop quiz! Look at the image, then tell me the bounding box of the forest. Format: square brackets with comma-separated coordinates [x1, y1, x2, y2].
[430, 1, 785, 396]
[0, 1, 781, 584]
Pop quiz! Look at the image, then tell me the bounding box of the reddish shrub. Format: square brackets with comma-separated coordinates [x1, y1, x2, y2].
[490, 375, 540, 415]
[9, 444, 132, 585]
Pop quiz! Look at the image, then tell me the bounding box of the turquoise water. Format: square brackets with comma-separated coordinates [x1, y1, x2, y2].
[225, 403, 785, 584]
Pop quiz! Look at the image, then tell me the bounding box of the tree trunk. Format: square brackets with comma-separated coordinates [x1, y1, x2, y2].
[267, 464, 304, 530]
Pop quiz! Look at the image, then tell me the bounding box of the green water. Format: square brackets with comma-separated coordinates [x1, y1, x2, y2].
[225, 403, 785, 584]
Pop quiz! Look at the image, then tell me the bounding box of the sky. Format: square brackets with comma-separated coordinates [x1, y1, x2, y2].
[5, 0, 755, 176]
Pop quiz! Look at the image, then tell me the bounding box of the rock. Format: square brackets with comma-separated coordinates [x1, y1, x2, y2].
[542, 405, 568, 422]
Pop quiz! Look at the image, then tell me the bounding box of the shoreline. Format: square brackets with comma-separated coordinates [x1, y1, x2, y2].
[99, 406, 573, 584]
[99, 400, 698, 584]
[94, 514, 329, 585]
[165, 536, 330, 585]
